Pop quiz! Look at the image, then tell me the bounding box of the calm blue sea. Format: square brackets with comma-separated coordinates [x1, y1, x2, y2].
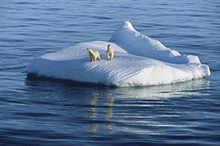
[0, 0, 220, 145]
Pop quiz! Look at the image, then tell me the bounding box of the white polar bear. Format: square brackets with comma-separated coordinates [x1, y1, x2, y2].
[107, 44, 114, 61]
[87, 48, 101, 62]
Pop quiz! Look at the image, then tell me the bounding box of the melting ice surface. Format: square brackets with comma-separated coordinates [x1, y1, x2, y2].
[26, 21, 210, 87]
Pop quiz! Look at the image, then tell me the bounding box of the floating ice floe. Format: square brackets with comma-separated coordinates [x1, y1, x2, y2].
[26, 21, 210, 87]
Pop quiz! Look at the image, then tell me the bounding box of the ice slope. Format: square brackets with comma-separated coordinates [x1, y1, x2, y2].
[26, 21, 210, 87]
[110, 21, 199, 64]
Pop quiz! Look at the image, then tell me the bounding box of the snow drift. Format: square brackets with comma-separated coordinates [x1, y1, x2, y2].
[26, 21, 210, 87]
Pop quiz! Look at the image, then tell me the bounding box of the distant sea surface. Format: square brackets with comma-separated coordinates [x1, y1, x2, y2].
[0, 0, 220, 145]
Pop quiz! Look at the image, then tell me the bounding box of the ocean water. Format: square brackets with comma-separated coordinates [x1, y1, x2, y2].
[0, 0, 220, 145]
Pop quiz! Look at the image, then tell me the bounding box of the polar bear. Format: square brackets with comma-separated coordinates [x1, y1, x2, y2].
[87, 48, 101, 62]
[107, 44, 114, 61]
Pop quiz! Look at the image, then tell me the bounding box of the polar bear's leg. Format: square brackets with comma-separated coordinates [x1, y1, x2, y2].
[110, 52, 114, 60]
[89, 54, 93, 62]
[109, 53, 111, 60]
[91, 56, 95, 62]
[98, 55, 101, 61]
[107, 52, 113, 61]
[107, 52, 110, 60]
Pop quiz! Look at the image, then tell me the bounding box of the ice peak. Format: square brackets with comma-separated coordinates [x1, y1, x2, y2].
[121, 21, 136, 32]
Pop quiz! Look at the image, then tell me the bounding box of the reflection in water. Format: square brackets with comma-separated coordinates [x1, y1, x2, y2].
[26, 75, 209, 100]
[89, 124, 98, 133]
[25, 76, 210, 135]
[105, 92, 114, 122]
[88, 93, 99, 132]
[109, 79, 211, 136]
[114, 79, 210, 99]
[87, 91, 115, 134]
[105, 94, 114, 134]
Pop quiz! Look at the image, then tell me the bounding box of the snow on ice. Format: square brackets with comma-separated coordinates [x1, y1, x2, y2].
[26, 21, 210, 87]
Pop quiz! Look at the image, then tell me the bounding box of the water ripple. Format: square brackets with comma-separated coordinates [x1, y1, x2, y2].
[0, 0, 219, 145]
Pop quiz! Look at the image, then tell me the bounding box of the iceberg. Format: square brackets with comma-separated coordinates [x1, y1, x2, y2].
[26, 21, 210, 87]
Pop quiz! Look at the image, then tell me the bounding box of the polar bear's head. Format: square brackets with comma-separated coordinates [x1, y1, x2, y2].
[87, 48, 93, 54]
[108, 44, 112, 49]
